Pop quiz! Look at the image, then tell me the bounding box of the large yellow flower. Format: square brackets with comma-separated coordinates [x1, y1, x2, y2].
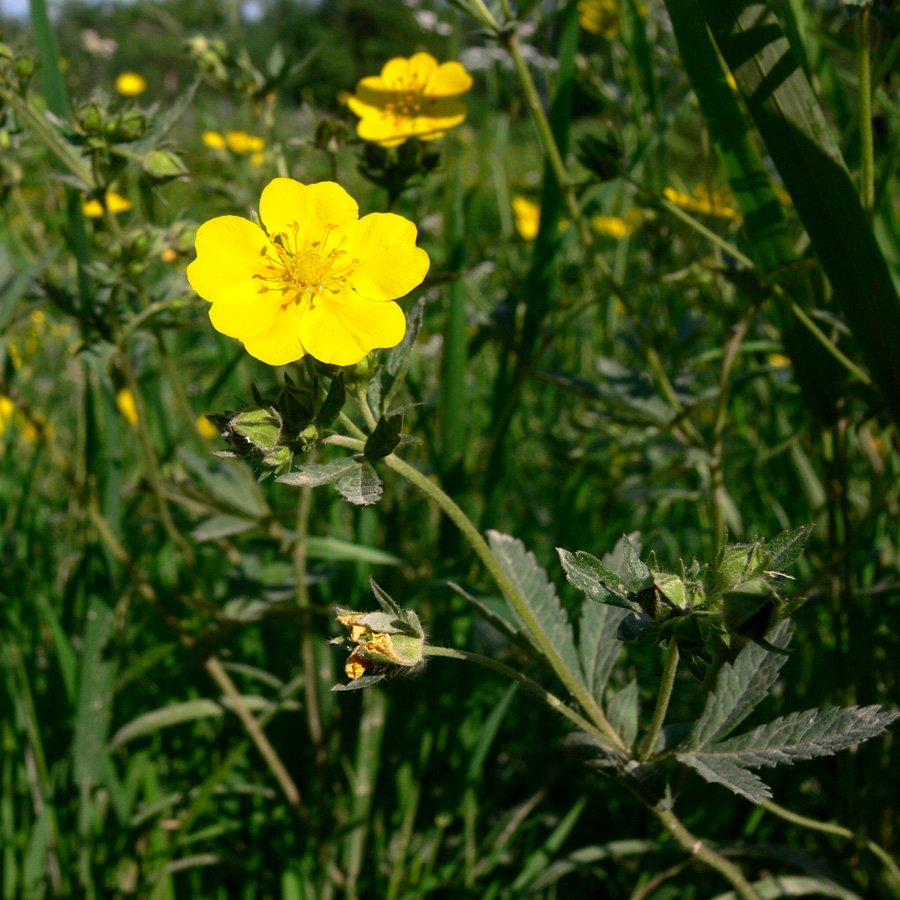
[347, 52, 473, 148]
[187, 179, 430, 367]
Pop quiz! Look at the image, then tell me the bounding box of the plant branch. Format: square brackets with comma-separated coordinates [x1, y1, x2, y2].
[639, 639, 679, 762]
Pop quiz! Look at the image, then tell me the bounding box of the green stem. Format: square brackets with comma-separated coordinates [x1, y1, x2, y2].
[425, 645, 608, 742]
[324, 434, 627, 755]
[857, 3, 874, 214]
[761, 798, 900, 889]
[639, 640, 679, 761]
[653, 804, 762, 900]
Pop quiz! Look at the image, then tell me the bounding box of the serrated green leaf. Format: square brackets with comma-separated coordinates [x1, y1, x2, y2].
[488, 531, 584, 689]
[178, 449, 270, 518]
[332, 673, 387, 691]
[607, 681, 639, 749]
[557, 548, 635, 610]
[367, 298, 424, 416]
[335, 461, 383, 506]
[765, 524, 814, 573]
[276, 456, 360, 487]
[578, 599, 626, 703]
[679, 705, 899, 804]
[364, 411, 404, 462]
[687, 620, 793, 747]
[677, 751, 773, 803]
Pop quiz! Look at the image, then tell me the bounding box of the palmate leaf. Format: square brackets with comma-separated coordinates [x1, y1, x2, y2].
[488, 531, 584, 690]
[678, 705, 900, 804]
[578, 599, 626, 703]
[686, 619, 793, 748]
[277, 457, 383, 506]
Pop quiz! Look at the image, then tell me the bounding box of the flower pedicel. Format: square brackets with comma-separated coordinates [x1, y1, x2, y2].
[187, 178, 430, 366]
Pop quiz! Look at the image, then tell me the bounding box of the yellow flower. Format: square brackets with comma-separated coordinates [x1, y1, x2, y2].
[0, 396, 14, 434]
[590, 214, 630, 239]
[578, 0, 620, 38]
[116, 388, 139, 425]
[348, 52, 473, 147]
[186, 178, 430, 367]
[225, 131, 265, 155]
[203, 130, 227, 149]
[250, 150, 265, 167]
[768, 353, 791, 369]
[83, 191, 132, 218]
[115, 72, 146, 96]
[196, 415, 220, 439]
[663, 184, 740, 220]
[513, 196, 541, 241]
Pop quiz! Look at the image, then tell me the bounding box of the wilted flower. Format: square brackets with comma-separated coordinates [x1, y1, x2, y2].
[187, 178, 430, 366]
[115, 72, 146, 96]
[348, 52, 473, 147]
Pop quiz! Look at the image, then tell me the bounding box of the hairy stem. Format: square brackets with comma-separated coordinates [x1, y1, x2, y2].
[639, 640, 679, 762]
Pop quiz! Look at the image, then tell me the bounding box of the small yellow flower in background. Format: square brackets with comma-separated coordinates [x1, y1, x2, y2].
[161, 247, 178, 264]
[513, 196, 542, 241]
[250, 151, 265, 167]
[578, 0, 621, 38]
[202, 130, 227, 149]
[725, 70, 738, 92]
[348, 52, 473, 147]
[663, 184, 740, 220]
[187, 178, 430, 367]
[115, 72, 146, 96]
[225, 131, 265, 155]
[116, 388, 139, 425]
[196, 415, 220, 439]
[83, 191, 132, 218]
[0, 396, 14, 434]
[768, 353, 791, 369]
[591, 214, 630, 239]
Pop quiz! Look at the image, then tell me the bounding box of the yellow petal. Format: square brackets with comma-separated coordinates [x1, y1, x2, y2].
[187, 215, 274, 302]
[203, 130, 227, 149]
[116, 388, 139, 425]
[425, 61, 473, 97]
[116, 72, 146, 96]
[355, 110, 414, 147]
[82, 198, 104, 218]
[407, 52, 439, 87]
[341, 213, 430, 302]
[298, 291, 406, 366]
[380, 56, 415, 89]
[259, 179, 358, 240]
[208, 283, 306, 366]
[106, 192, 132, 213]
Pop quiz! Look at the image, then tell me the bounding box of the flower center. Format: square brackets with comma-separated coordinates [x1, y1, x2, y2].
[255, 222, 359, 306]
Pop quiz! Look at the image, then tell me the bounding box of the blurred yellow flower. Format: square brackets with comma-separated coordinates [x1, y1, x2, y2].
[513, 196, 541, 241]
[768, 353, 791, 369]
[196, 415, 220, 439]
[83, 192, 132, 218]
[0, 396, 14, 433]
[591, 214, 630, 239]
[225, 131, 265, 155]
[348, 52, 473, 147]
[116, 388, 139, 425]
[664, 184, 740, 220]
[115, 72, 146, 96]
[203, 130, 227, 149]
[0, 396, 48, 443]
[250, 150, 265, 167]
[578, 0, 620, 37]
[186, 178, 430, 366]
[161, 247, 178, 264]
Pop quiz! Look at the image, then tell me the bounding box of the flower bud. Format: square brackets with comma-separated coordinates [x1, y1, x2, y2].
[142, 149, 188, 183]
[230, 407, 282, 454]
[723, 579, 781, 643]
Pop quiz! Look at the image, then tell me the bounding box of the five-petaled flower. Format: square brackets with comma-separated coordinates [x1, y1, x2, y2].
[348, 52, 473, 147]
[187, 178, 430, 366]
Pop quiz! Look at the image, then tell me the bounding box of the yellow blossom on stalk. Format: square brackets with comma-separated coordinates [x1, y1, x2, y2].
[83, 192, 132, 217]
[513, 196, 541, 241]
[115, 72, 146, 96]
[578, 0, 621, 38]
[202, 130, 227, 149]
[225, 131, 265, 155]
[186, 178, 430, 366]
[663, 184, 740, 220]
[116, 388, 139, 425]
[348, 52, 473, 147]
